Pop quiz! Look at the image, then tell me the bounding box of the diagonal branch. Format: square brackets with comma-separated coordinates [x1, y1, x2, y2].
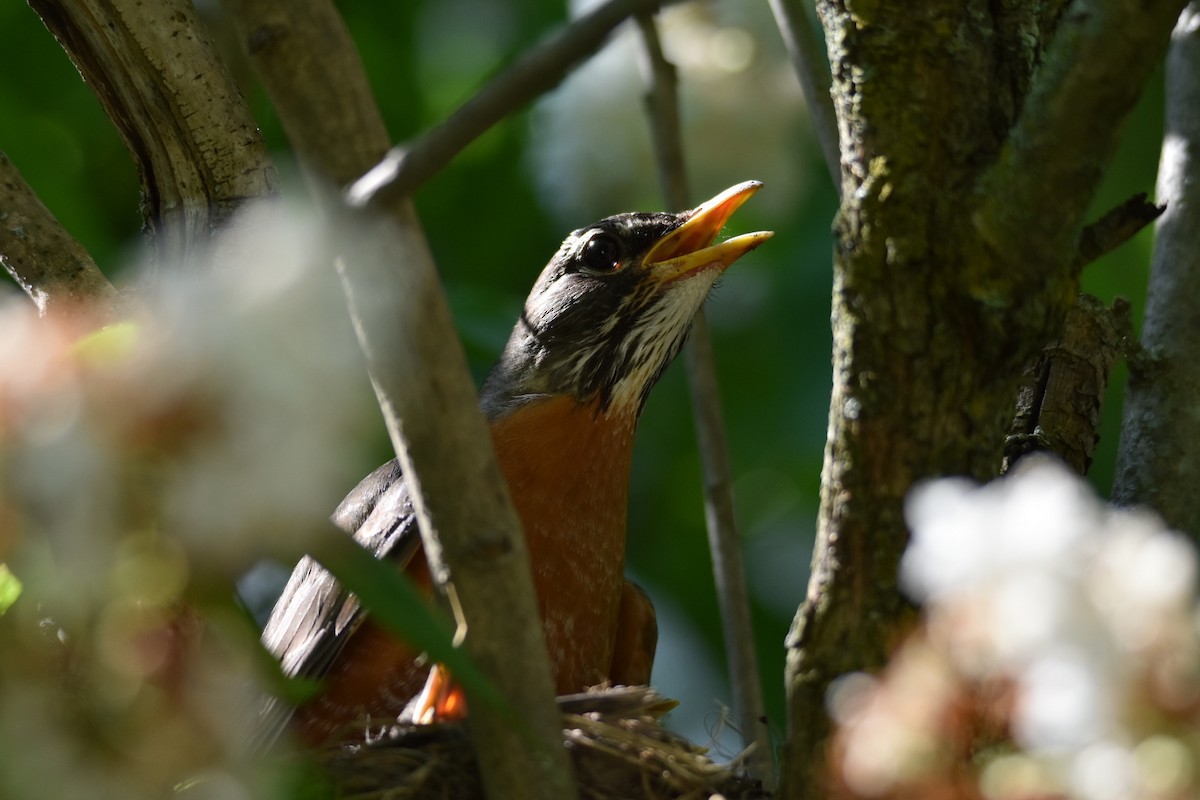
[338, 190, 580, 800]
[1075, 193, 1165, 270]
[0, 151, 119, 320]
[28, 0, 278, 268]
[347, 0, 663, 206]
[223, 1, 577, 797]
[972, 0, 1188, 296]
[767, 0, 840, 191]
[635, 13, 774, 789]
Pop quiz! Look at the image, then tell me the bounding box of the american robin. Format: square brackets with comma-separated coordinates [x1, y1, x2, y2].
[259, 181, 771, 746]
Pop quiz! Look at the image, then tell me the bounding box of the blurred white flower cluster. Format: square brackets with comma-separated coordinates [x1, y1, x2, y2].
[830, 458, 1200, 800]
[0, 200, 378, 799]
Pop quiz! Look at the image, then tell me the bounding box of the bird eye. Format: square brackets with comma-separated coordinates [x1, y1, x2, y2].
[581, 233, 621, 272]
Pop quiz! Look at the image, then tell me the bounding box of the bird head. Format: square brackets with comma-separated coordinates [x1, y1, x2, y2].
[482, 181, 773, 420]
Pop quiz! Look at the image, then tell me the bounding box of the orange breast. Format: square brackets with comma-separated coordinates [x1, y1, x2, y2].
[489, 395, 636, 693]
[296, 395, 636, 744]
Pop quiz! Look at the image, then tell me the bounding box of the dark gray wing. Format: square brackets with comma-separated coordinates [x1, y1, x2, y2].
[253, 458, 420, 748]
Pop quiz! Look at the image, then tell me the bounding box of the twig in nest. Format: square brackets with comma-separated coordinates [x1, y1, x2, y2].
[317, 687, 769, 800]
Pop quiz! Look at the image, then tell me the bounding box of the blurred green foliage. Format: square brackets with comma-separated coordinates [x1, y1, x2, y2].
[0, 565, 20, 615]
[0, 0, 1163, 752]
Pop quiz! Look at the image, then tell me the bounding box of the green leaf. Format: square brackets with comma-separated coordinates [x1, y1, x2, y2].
[0, 564, 21, 615]
[72, 320, 140, 362]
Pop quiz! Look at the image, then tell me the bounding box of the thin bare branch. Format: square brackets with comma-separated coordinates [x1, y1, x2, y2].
[636, 16, 688, 206]
[28, 0, 277, 268]
[767, 0, 840, 191]
[1114, 4, 1200, 538]
[347, 0, 663, 207]
[1076, 193, 1165, 270]
[635, 13, 774, 789]
[0, 152, 119, 320]
[224, 1, 577, 796]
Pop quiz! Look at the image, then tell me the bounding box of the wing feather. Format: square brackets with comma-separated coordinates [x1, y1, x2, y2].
[253, 458, 420, 748]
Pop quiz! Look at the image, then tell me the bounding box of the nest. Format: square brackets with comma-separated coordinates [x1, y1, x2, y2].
[318, 686, 770, 800]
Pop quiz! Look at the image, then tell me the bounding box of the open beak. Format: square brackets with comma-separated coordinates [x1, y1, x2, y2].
[644, 181, 774, 283]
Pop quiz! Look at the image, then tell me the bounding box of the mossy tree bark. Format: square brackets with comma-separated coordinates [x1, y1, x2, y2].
[780, 2, 1188, 797]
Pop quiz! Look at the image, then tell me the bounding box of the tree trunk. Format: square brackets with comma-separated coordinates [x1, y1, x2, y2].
[780, 2, 1187, 796]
